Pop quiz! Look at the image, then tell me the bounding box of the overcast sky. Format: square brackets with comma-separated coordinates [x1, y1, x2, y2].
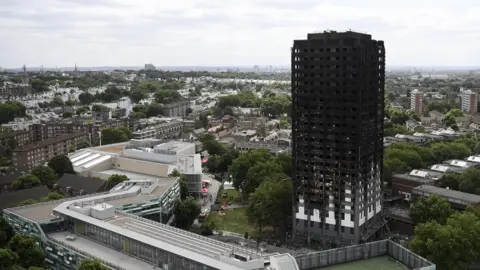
[1, 0, 479, 68]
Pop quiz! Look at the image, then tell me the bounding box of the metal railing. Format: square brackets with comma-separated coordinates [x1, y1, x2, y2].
[118, 211, 262, 258]
[294, 239, 435, 270]
[6, 192, 110, 212]
[48, 236, 127, 270]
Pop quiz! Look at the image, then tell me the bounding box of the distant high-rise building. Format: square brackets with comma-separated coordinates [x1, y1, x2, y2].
[145, 64, 156, 71]
[291, 31, 385, 247]
[410, 89, 423, 114]
[461, 89, 478, 115]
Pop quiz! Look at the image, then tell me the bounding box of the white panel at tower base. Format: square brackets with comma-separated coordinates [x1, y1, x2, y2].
[91, 203, 115, 220]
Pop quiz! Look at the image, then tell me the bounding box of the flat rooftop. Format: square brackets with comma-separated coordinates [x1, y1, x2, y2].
[317, 256, 409, 270]
[154, 140, 192, 152]
[48, 232, 153, 270]
[95, 142, 129, 154]
[413, 185, 480, 205]
[9, 178, 176, 221]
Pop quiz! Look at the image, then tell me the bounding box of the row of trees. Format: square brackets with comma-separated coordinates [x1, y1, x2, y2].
[11, 155, 75, 192]
[0, 101, 26, 124]
[439, 168, 480, 195]
[383, 137, 478, 184]
[100, 127, 133, 145]
[216, 91, 291, 118]
[18, 192, 64, 206]
[409, 195, 480, 270]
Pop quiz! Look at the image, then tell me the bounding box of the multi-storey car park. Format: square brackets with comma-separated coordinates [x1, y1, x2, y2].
[3, 178, 298, 270]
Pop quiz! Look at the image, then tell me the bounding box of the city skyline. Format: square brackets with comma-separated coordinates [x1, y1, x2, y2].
[1, 0, 480, 68]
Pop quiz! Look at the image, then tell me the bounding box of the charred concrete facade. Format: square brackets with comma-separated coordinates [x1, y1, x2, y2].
[291, 31, 385, 247]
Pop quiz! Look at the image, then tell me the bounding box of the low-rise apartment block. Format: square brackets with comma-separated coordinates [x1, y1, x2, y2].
[13, 133, 88, 169]
[29, 118, 138, 143]
[0, 130, 31, 147]
[132, 120, 183, 140]
[162, 100, 190, 117]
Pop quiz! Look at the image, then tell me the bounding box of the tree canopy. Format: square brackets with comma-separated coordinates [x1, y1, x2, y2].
[101, 127, 132, 145]
[247, 178, 292, 233]
[383, 138, 474, 184]
[410, 195, 453, 225]
[173, 198, 201, 230]
[8, 235, 45, 269]
[48, 154, 74, 177]
[154, 90, 182, 104]
[31, 166, 58, 187]
[77, 259, 109, 270]
[0, 101, 26, 124]
[11, 174, 41, 191]
[409, 206, 480, 270]
[106, 174, 128, 189]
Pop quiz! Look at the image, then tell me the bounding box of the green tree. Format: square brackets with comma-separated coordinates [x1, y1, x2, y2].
[145, 103, 163, 117]
[243, 160, 285, 199]
[216, 147, 239, 173]
[458, 168, 480, 194]
[18, 199, 38, 206]
[78, 92, 95, 105]
[8, 235, 44, 269]
[229, 149, 272, 195]
[92, 104, 109, 112]
[65, 100, 75, 106]
[0, 248, 18, 269]
[62, 111, 73, 118]
[426, 100, 452, 114]
[106, 174, 128, 189]
[48, 154, 74, 177]
[179, 175, 188, 201]
[442, 114, 456, 127]
[172, 198, 200, 230]
[274, 152, 292, 177]
[12, 174, 41, 191]
[0, 216, 14, 248]
[154, 90, 182, 104]
[410, 195, 453, 225]
[77, 259, 109, 270]
[117, 127, 132, 140]
[202, 139, 226, 156]
[101, 128, 128, 145]
[409, 210, 480, 270]
[40, 192, 64, 202]
[446, 108, 464, 117]
[31, 166, 58, 187]
[31, 78, 49, 92]
[260, 94, 291, 117]
[384, 148, 423, 169]
[205, 155, 221, 173]
[169, 169, 181, 177]
[389, 109, 410, 125]
[248, 178, 293, 233]
[76, 107, 87, 115]
[439, 173, 461, 190]
[0, 101, 26, 124]
[129, 90, 147, 103]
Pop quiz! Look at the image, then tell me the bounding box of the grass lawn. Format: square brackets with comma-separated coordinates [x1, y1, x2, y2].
[207, 208, 258, 236]
[220, 189, 244, 204]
